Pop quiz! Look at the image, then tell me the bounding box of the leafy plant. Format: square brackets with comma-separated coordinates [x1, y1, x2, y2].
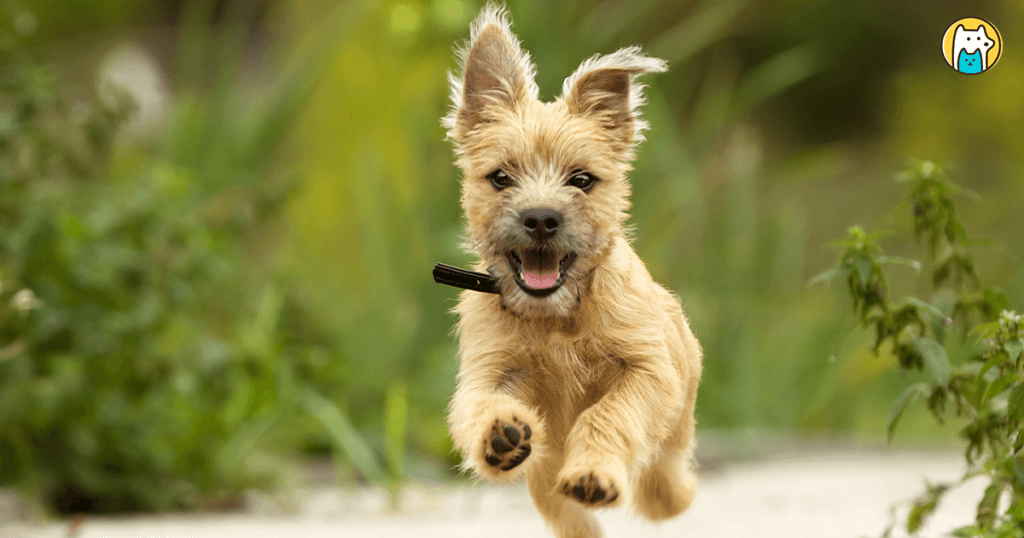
[0, 5, 397, 513]
[813, 160, 1023, 537]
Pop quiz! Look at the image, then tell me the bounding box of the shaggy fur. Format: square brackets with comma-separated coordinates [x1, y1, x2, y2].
[444, 5, 703, 537]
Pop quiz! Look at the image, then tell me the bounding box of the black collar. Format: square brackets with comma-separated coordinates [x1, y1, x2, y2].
[433, 263, 500, 294]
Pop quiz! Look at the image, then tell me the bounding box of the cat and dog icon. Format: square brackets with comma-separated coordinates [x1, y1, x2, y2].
[944, 18, 1002, 75]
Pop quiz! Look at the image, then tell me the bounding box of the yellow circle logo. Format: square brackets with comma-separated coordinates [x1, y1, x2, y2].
[943, 18, 1002, 74]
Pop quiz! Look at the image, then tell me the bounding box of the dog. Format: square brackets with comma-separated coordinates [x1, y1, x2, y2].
[442, 5, 703, 537]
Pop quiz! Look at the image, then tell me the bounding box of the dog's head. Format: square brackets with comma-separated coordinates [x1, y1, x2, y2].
[444, 5, 666, 318]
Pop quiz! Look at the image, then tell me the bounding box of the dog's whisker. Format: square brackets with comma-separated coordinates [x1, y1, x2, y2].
[565, 270, 583, 304]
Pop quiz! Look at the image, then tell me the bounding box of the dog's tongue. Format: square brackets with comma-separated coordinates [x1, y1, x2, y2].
[521, 249, 559, 289]
[523, 271, 559, 289]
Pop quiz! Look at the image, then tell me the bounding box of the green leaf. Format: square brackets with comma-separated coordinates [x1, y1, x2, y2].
[854, 256, 873, 288]
[1005, 338, 1024, 362]
[1007, 385, 1024, 426]
[913, 337, 951, 383]
[977, 354, 1003, 382]
[981, 374, 1018, 406]
[733, 43, 824, 114]
[887, 383, 929, 444]
[950, 525, 982, 538]
[807, 265, 848, 288]
[972, 377, 990, 410]
[905, 297, 950, 322]
[969, 321, 1000, 339]
[1013, 458, 1024, 488]
[651, 0, 747, 63]
[906, 503, 928, 533]
[579, 0, 665, 46]
[878, 255, 922, 274]
[976, 483, 1002, 530]
[982, 288, 1011, 314]
[384, 380, 408, 482]
[299, 389, 386, 483]
[907, 482, 949, 533]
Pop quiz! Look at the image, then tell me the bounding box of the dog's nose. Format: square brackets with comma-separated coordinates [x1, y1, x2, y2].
[522, 208, 562, 241]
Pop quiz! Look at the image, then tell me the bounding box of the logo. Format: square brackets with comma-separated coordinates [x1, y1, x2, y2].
[943, 18, 1002, 74]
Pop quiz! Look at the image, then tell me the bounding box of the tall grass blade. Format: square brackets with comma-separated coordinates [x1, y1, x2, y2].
[300, 388, 386, 483]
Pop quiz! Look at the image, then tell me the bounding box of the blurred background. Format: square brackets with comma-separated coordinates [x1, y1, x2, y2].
[0, 0, 1021, 517]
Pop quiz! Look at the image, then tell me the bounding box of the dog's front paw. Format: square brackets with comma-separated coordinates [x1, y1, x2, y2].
[556, 458, 627, 508]
[558, 470, 620, 506]
[451, 397, 543, 481]
[483, 417, 533, 472]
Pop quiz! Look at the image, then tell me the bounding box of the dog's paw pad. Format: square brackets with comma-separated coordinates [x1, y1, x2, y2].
[483, 418, 532, 472]
[560, 472, 619, 506]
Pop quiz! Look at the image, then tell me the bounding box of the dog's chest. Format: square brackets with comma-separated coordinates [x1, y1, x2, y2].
[523, 334, 621, 401]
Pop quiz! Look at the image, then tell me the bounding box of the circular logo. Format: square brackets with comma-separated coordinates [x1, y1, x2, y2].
[943, 18, 1002, 74]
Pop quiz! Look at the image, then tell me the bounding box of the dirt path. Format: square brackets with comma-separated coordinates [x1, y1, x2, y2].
[1, 450, 982, 538]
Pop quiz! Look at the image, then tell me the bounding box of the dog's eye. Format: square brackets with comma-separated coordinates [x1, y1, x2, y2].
[486, 169, 513, 190]
[567, 171, 597, 193]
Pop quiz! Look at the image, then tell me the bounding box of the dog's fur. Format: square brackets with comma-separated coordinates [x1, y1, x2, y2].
[443, 6, 702, 537]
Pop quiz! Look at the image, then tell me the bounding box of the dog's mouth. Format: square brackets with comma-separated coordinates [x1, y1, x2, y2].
[505, 248, 578, 297]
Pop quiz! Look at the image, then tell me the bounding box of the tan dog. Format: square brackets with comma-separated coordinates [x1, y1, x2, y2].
[442, 6, 703, 538]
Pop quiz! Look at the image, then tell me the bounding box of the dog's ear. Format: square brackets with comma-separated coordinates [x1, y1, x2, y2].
[443, 5, 538, 146]
[562, 47, 667, 151]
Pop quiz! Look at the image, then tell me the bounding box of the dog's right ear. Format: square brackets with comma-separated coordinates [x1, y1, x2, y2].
[443, 4, 538, 147]
[561, 47, 667, 153]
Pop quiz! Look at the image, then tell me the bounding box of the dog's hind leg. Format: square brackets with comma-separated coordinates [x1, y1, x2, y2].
[633, 352, 700, 521]
[527, 450, 604, 538]
[631, 420, 698, 521]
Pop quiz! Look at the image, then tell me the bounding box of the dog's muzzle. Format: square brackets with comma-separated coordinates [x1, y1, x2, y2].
[506, 248, 578, 297]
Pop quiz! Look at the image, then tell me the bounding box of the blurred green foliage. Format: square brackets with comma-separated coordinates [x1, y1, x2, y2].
[0, 3, 373, 513]
[815, 161, 1023, 537]
[0, 0, 1021, 516]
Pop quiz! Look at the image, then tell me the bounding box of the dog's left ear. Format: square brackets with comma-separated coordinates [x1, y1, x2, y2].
[443, 5, 539, 148]
[562, 47, 667, 151]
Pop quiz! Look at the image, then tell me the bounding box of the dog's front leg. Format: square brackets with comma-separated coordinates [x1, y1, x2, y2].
[448, 345, 544, 482]
[556, 348, 685, 508]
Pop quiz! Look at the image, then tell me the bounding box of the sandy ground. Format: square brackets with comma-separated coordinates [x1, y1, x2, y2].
[0, 450, 984, 538]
